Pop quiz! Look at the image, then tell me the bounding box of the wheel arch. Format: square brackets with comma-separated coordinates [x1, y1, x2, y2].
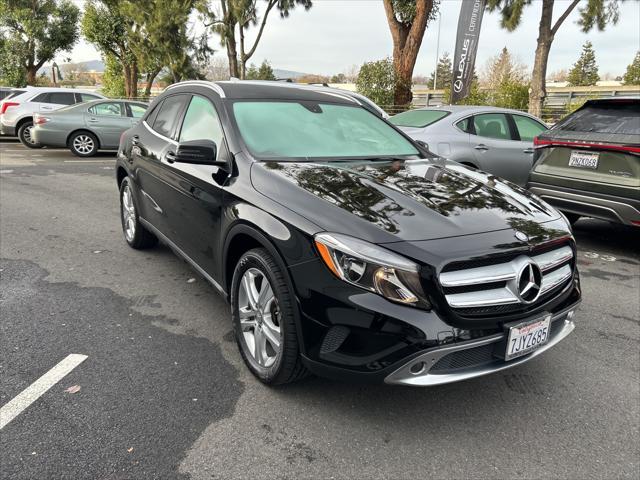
[15, 116, 33, 131]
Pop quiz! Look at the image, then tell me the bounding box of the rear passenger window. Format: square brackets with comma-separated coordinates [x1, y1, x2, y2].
[47, 92, 76, 105]
[79, 93, 101, 102]
[31, 93, 50, 103]
[513, 115, 546, 142]
[473, 113, 511, 140]
[178, 96, 224, 145]
[128, 104, 147, 118]
[152, 95, 186, 138]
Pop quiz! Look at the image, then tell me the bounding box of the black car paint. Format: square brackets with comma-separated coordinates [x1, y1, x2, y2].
[117, 82, 580, 382]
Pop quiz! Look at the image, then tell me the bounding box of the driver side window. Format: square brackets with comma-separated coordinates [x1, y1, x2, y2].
[473, 113, 511, 141]
[178, 95, 224, 146]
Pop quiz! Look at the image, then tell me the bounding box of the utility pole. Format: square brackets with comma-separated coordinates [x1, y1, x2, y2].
[433, 11, 441, 90]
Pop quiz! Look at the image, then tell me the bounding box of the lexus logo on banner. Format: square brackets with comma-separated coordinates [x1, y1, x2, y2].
[451, 0, 486, 103]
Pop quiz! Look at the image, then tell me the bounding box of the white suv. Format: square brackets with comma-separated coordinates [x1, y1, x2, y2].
[0, 87, 106, 147]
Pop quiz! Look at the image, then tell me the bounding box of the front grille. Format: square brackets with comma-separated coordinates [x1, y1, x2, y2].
[439, 244, 574, 318]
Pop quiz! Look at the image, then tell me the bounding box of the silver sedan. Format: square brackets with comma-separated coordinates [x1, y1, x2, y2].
[390, 105, 548, 185]
[31, 99, 148, 157]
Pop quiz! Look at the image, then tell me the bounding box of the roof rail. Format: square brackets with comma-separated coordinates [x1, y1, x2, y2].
[165, 80, 225, 98]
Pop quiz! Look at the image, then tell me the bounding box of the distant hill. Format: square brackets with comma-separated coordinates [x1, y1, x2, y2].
[40, 59, 105, 75]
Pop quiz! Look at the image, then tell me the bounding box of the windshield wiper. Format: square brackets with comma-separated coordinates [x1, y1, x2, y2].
[328, 156, 415, 163]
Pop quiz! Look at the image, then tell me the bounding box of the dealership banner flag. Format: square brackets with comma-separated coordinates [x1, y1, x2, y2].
[451, 0, 486, 103]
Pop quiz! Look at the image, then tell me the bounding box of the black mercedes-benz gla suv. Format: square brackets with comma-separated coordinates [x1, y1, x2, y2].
[116, 80, 581, 386]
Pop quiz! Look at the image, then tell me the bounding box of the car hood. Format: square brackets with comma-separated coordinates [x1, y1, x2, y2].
[250, 158, 561, 244]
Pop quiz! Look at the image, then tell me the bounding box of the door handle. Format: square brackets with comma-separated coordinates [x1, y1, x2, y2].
[88, 117, 99, 123]
[131, 135, 139, 146]
[165, 151, 176, 164]
[474, 144, 489, 151]
[523, 148, 534, 154]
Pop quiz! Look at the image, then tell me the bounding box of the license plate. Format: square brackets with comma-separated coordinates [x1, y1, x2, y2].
[568, 150, 599, 169]
[505, 316, 551, 361]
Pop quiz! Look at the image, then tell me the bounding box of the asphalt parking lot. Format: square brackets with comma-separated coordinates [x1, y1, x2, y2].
[1, 138, 639, 480]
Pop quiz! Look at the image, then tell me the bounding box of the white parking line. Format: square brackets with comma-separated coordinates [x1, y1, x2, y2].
[0, 353, 88, 430]
[63, 160, 115, 163]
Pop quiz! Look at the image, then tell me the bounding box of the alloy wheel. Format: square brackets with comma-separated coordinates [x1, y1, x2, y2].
[73, 135, 95, 155]
[238, 268, 282, 368]
[121, 184, 136, 242]
[23, 125, 35, 144]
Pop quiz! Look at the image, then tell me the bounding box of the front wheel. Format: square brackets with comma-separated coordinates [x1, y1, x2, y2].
[18, 121, 42, 148]
[231, 248, 309, 385]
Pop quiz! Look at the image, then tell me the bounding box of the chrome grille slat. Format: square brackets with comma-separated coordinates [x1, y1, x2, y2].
[440, 245, 574, 311]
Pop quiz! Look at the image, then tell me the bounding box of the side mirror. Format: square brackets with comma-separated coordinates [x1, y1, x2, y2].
[171, 139, 225, 166]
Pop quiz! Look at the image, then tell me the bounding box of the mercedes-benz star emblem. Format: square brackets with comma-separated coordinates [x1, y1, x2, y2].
[517, 262, 543, 303]
[515, 231, 529, 242]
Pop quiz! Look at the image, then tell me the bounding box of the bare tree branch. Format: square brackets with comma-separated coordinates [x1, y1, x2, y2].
[552, 0, 580, 35]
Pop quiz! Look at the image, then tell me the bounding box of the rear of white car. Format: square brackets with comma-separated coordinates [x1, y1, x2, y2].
[0, 87, 104, 146]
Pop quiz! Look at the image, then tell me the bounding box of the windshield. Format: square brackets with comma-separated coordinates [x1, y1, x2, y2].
[232, 101, 420, 160]
[389, 109, 450, 128]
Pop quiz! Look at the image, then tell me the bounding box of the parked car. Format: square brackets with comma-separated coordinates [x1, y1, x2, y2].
[0, 87, 105, 146]
[116, 80, 580, 387]
[0, 88, 27, 135]
[390, 106, 548, 185]
[528, 98, 640, 227]
[0, 87, 18, 101]
[32, 99, 148, 157]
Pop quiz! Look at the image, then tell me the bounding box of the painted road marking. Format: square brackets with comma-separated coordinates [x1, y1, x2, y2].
[63, 159, 116, 163]
[0, 354, 88, 430]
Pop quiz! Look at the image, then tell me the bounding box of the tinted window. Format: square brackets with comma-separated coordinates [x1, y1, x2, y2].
[90, 102, 124, 116]
[456, 117, 472, 133]
[179, 96, 224, 144]
[80, 93, 101, 102]
[513, 115, 547, 142]
[47, 92, 76, 105]
[0, 90, 11, 100]
[233, 101, 419, 159]
[473, 113, 511, 140]
[6, 89, 26, 100]
[152, 95, 186, 138]
[555, 103, 640, 135]
[128, 103, 147, 118]
[389, 109, 450, 128]
[31, 93, 50, 103]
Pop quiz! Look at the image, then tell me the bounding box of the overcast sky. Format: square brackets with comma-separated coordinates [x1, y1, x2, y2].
[67, 0, 640, 77]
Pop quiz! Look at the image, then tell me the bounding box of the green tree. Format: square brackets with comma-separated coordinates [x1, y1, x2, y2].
[330, 73, 346, 83]
[82, 0, 140, 98]
[206, 0, 311, 79]
[246, 60, 276, 80]
[101, 54, 126, 97]
[0, 36, 27, 86]
[622, 51, 640, 85]
[567, 41, 600, 86]
[487, 0, 621, 116]
[0, 0, 80, 85]
[428, 52, 452, 90]
[382, 0, 439, 106]
[356, 58, 397, 110]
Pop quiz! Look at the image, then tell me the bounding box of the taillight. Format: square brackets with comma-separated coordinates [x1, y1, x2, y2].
[533, 136, 640, 154]
[0, 101, 19, 114]
[34, 116, 49, 125]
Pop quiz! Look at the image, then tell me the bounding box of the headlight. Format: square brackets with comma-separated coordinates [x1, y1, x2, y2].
[314, 232, 430, 308]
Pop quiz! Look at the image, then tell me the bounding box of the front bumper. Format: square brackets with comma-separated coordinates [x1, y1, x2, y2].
[529, 182, 640, 226]
[385, 309, 576, 386]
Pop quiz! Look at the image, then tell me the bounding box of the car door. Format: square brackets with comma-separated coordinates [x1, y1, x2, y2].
[470, 112, 524, 183]
[509, 114, 548, 185]
[159, 93, 228, 277]
[132, 94, 190, 237]
[85, 101, 131, 148]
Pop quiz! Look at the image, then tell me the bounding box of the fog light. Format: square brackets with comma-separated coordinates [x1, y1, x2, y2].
[410, 362, 426, 375]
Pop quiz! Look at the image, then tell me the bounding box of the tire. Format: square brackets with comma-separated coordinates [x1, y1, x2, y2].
[69, 131, 99, 157]
[119, 177, 158, 249]
[18, 121, 42, 148]
[231, 248, 309, 385]
[563, 212, 581, 225]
